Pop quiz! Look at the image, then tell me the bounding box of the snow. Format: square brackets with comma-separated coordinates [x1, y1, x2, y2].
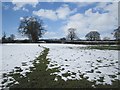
[1, 43, 119, 88]
[2, 44, 44, 74]
[40, 44, 119, 85]
[1, 44, 44, 89]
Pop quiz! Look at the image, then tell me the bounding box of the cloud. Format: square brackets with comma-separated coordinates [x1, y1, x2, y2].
[22, 7, 29, 12]
[12, 0, 38, 11]
[56, 4, 77, 19]
[43, 31, 61, 39]
[62, 2, 118, 39]
[76, 2, 95, 8]
[33, 9, 58, 21]
[33, 4, 77, 20]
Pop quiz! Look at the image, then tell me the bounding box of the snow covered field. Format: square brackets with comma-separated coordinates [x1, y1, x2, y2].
[1, 44, 44, 89]
[1, 43, 119, 88]
[42, 44, 119, 85]
[2, 44, 44, 74]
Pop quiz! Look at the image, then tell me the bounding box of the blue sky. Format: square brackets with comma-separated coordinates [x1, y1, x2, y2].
[2, 1, 118, 40]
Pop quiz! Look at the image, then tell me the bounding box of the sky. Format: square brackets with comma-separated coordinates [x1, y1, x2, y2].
[2, 0, 118, 40]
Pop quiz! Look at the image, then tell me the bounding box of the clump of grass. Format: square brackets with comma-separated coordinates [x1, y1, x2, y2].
[108, 75, 117, 78]
[21, 62, 27, 66]
[97, 77, 104, 83]
[62, 72, 71, 77]
[86, 69, 94, 73]
[96, 71, 101, 73]
[72, 72, 76, 75]
[3, 73, 7, 78]
[96, 60, 102, 63]
[1, 79, 8, 84]
[14, 67, 23, 72]
[95, 67, 98, 69]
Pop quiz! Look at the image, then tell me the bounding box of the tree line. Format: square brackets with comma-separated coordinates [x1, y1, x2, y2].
[2, 16, 120, 42]
[66, 27, 120, 41]
[2, 33, 15, 42]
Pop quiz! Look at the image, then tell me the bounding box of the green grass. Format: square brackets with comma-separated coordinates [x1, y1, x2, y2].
[87, 45, 120, 50]
[2, 48, 120, 89]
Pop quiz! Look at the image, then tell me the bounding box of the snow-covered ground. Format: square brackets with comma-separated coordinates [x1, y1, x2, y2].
[1, 43, 119, 88]
[1, 44, 44, 89]
[40, 44, 119, 85]
[2, 44, 44, 74]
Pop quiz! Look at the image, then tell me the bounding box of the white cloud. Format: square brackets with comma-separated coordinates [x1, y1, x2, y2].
[33, 9, 58, 21]
[43, 31, 61, 39]
[20, 17, 24, 21]
[62, 2, 118, 39]
[33, 4, 76, 20]
[12, 0, 38, 11]
[76, 2, 95, 8]
[22, 7, 29, 12]
[56, 4, 77, 19]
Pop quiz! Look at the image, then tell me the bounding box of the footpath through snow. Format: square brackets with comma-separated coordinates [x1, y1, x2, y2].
[1, 43, 120, 88]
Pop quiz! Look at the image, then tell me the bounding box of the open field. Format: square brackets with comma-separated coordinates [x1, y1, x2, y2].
[1, 44, 120, 89]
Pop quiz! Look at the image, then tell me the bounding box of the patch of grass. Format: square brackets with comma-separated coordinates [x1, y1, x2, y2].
[65, 59, 68, 61]
[2, 79, 8, 84]
[97, 77, 104, 83]
[86, 69, 94, 73]
[95, 67, 98, 69]
[62, 72, 71, 77]
[21, 62, 27, 66]
[96, 59, 102, 63]
[108, 75, 117, 78]
[29, 66, 35, 71]
[79, 74, 85, 78]
[3, 73, 7, 78]
[14, 67, 23, 72]
[96, 71, 101, 73]
[71, 72, 76, 75]
[49, 64, 54, 67]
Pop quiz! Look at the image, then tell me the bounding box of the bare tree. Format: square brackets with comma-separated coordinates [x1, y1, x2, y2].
[85, 31, 101, 41]
[18, 16, 45, 42]
[113, 26, 120, 40]
[66, 28, 78, 40]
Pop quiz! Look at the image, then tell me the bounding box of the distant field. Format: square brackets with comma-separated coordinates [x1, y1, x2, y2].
[87, 45, 120, 50]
